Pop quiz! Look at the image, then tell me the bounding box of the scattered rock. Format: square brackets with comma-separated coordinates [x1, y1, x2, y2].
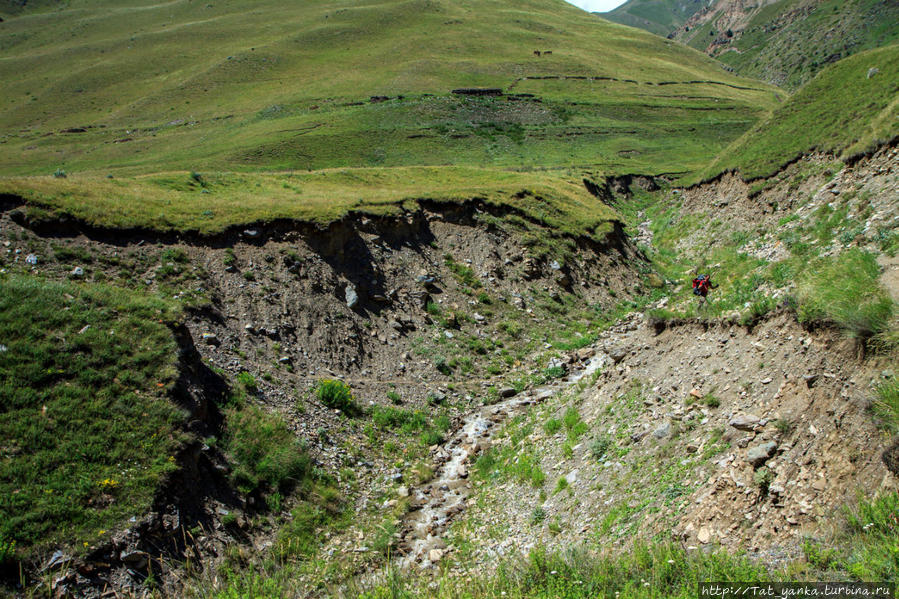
[729, 413, 760, 431]
[201, 333, 220, 345]
[25, 253, 38, 265]
[428, 548, 444, 562]
[547, 357, 567, 372]
[345, 284, 359, 309]
[653, 421, 671, 439]
[867, 67, 880, 79]
[120, 550, 149, 569]
[70, 266, 84, 277]
[697, 527, 711, 544]
[607, 346, 628, 363]
[747, 441, 777, 467]
[499, 387, 517, 398]
[243, 229, 261, 239]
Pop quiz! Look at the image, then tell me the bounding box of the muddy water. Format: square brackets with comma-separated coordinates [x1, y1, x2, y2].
[398, 351, 610, 568]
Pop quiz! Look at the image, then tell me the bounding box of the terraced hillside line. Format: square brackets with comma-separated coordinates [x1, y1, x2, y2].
[398, 352, 609, 568]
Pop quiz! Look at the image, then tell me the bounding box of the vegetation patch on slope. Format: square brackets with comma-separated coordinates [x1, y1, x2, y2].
[0, 275, 185, 559]
[0, 166, 618, 238]
[697, 44, 899, 182]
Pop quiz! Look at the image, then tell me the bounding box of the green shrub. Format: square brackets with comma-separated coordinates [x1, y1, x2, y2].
[563, 406, 588, 440]
[797, 249, 894, 340]
[236, 371, 257, 393]
[873, 379, 899, 432]
[161, 248, 189, 263]
[590, 435, 613, 460]
[226, 404, 311, 495]
[544, 418, 562, 435]
[315, 379, 359, 415]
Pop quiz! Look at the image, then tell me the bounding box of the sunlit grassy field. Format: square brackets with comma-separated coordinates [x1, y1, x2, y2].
[0, 0, 780, 179]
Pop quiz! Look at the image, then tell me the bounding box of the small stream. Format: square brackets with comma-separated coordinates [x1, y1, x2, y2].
[398, 350, 610, 568]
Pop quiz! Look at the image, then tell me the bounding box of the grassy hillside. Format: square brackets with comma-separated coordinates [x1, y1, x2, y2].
[683, 0, 899, 90]
[0, 166, 618, 236]
[0, 276, 185, 558]
[697, 43, 899, 182]
[0, 0, 779, 181]
[602, 0, 705, 37]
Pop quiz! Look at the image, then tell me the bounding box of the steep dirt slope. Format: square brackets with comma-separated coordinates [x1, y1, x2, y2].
[437, 311, 896, 574]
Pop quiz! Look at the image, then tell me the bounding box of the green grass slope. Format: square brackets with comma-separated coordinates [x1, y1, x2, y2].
[0, 166, 618, 236]
[0, 275, 185, 559]
[683, 0, 899, 91]
[697, 43, 899, 182]
[0, 0, 779, 180]
[601, 0, 705, 37]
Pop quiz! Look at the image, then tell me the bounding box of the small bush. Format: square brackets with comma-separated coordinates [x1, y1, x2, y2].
[544, 365, 566, 379]
[590, 435, 613, 460]
[53, 168, 67, 178]
[236, 371, 257, 393]
[753, 467, 774, 494]
[544, 418, 562, 435]
[316, 379, 359, 415]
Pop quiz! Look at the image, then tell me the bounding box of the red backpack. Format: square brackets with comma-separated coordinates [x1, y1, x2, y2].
[692, 274, 709, 295]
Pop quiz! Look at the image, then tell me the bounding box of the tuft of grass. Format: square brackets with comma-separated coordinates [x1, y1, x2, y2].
[872, 379, 899, 432]
[315, 379, 360, 415]
[225, 404, 312, 495]
[796, 249, 894, 341]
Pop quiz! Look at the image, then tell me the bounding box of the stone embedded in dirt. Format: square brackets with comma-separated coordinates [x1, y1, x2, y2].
[607, 346, 628, 363]
[760, 377, 773, 384]
[746, 441, 777, 466]
[576, 347, 595, 361]
[43, 550, 71, 571]
[472, 312, 486, 323]
[804, 374, 819, 387]
[278, 356, 291, 364]
[428, 548, 444, 562]
[729, 413, 760, 431]
[345, 284, 359, 308]
[25, 253, 37, 265]
[697, 527, 711, 544]
[120, 550, 149, 569]
[201, 333, 220, 345]
[499, 387, 517, 398]
[70, 266, 84, 277]
[653, 421, 671, 439]
[689, 388, 703, 399]
[547, 357, 567, 371]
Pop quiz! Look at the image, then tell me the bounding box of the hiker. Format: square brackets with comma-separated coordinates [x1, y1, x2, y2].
[692, 273, 718, 307]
